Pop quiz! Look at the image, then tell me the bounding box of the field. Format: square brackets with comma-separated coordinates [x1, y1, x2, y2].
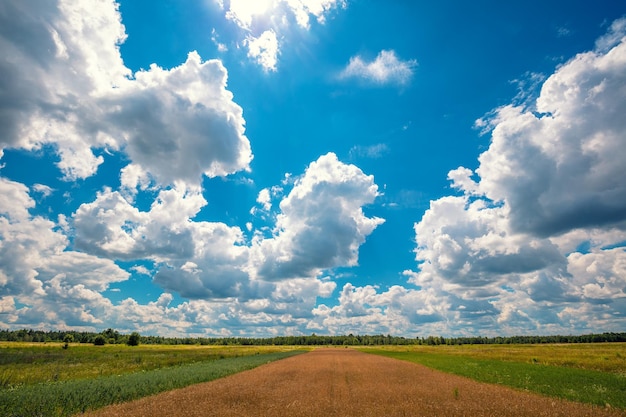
[1, 342, 625, 416]
[360, 343, 626, 409]
[0, 342, 300, 387]
[360, 343, 626, 373]
[85, 348, 624, 417]
[0, 343, 304, 417]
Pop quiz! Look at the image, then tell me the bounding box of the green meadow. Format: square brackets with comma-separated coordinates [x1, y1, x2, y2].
[0, 342, 304, 417]
[361, 343, 626, 409]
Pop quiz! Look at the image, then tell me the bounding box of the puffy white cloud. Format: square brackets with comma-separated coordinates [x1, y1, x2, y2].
[74, 153, 384, 304]
[73, 185, 239, 261]
[340, 50, 417, 86]
[0, 178, 34, 221]
[245, 29, 279, 71]
[107, 52, 252, 186]
[0, 0, 252, 187]
[152, 221, 250, 299]
[472, 19, 626, 236]
[310, 283, 450, 336]
[73, 184, 252, 300]
[0, 178, 129, 329]
[567, 249, 626, 303]
[413, 196, 564, 291]
[408, 18, 626, 335]
[0, 0, 128, 176]
[221, 0, 345, 30]
[1, 1, 388, 335]
[256, 188, 273, 211]
[283, 0, 347, 28]
[252, 153, 385, 280]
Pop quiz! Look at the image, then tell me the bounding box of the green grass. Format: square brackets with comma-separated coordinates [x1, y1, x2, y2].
[0, 350, 304, 417]
[362, 345, 626, 409]
[385, 343, 626, 373]
[0, 342, 299, 387]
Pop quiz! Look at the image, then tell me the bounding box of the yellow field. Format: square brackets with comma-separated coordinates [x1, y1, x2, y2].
[363, 343, 626, 374]
[0, 342, 299, 387]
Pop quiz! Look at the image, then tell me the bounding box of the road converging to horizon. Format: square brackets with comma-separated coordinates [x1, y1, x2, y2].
[84, 348, 623, 417]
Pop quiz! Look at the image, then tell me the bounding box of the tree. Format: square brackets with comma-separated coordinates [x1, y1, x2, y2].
[93, 335, 106, 346]
[127, 332, 140, 346]
[62, 334, 74, 349]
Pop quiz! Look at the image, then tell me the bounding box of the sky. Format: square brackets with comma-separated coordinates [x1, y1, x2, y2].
[1, 0, 626, 338]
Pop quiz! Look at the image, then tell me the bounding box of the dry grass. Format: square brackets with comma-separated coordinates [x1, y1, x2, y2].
[367, 343, 626, 374]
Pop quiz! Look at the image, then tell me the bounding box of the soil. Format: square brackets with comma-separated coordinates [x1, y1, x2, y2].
[83, 348, 625, 417]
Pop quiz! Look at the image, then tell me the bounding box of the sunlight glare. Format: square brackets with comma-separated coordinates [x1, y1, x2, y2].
[228, 0, 276, 28]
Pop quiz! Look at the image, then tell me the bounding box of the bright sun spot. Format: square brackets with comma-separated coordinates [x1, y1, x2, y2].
[227, 0, 275, 28]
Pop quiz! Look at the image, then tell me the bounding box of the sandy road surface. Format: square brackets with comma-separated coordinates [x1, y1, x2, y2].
[84, 348, 624, 417]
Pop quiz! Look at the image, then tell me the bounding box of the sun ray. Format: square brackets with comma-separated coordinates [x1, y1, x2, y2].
[227, 0, 276, 29]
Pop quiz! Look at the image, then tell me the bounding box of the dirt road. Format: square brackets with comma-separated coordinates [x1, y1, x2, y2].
[84, 348, 624, 417]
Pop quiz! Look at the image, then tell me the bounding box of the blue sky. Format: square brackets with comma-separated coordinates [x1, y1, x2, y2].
[1, 0, 625, 338]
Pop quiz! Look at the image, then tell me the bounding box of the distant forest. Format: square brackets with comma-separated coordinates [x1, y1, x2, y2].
[2, 328, 626, 346]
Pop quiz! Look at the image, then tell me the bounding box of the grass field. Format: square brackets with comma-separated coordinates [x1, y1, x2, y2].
[3, 342, 625, 415]
[0, 344, 304, 417]
[0, 342, 300, 387]
[361, 343, 626, 409]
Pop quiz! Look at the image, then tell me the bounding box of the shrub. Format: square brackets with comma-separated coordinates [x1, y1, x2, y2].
[93, 335, 106, 346]
[127, 332, 140, 346]
[62, 334, 73, 350]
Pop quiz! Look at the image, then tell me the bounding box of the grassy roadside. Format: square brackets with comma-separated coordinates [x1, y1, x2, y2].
[0, 342, 299, 387]
[362, 345, 626, 409]
[0, 350, 305, 417]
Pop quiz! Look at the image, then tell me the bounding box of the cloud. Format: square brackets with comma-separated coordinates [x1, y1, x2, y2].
[0, 0, 390, 336]
[221, 0, 346, 30]
[283, 0, 347, 29]
[223, 0, 275, 30]
[0, 178, 129, 329]
[348, 143, 389, 160]
[217, 0, 346, 69]
[413, 197, 565, 290]
[31, 184, 54, 199]
[340, 50, 417, 86]
[472, 21, 626, 236]
[310, 283, 449, 336]
[408, 18, 626, 335]
[74, 186, 212, 262]
[108, 52, 253, 187]
[245, 29, 279, 71]
[0, 0, 252, 187]
[256, 188, 273, 211]
[0, 0, 129, 177]
[252, 153, 385, 280]
[73, 153, 383, 307]
[0, 178, 34, 221]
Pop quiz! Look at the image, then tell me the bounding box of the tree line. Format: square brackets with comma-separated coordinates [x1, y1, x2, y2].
[1, 328, 625, 346]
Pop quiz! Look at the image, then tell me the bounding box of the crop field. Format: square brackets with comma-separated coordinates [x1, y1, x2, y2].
[1, 342, 625, 416]
[85, 348, 624, 417]
[361, 343, 626, 373]
[0, 342, 300, 387]
[0, 343, 304, 417]
[360, 343, 626, 409]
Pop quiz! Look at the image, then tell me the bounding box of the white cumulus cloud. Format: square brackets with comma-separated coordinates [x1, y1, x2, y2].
[408, 18, 626, 335]
[0, 0, 252, 187]
[252, 153, 385, 281]
[340, 50, 417, 86]
[245, 29, 279, 71]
